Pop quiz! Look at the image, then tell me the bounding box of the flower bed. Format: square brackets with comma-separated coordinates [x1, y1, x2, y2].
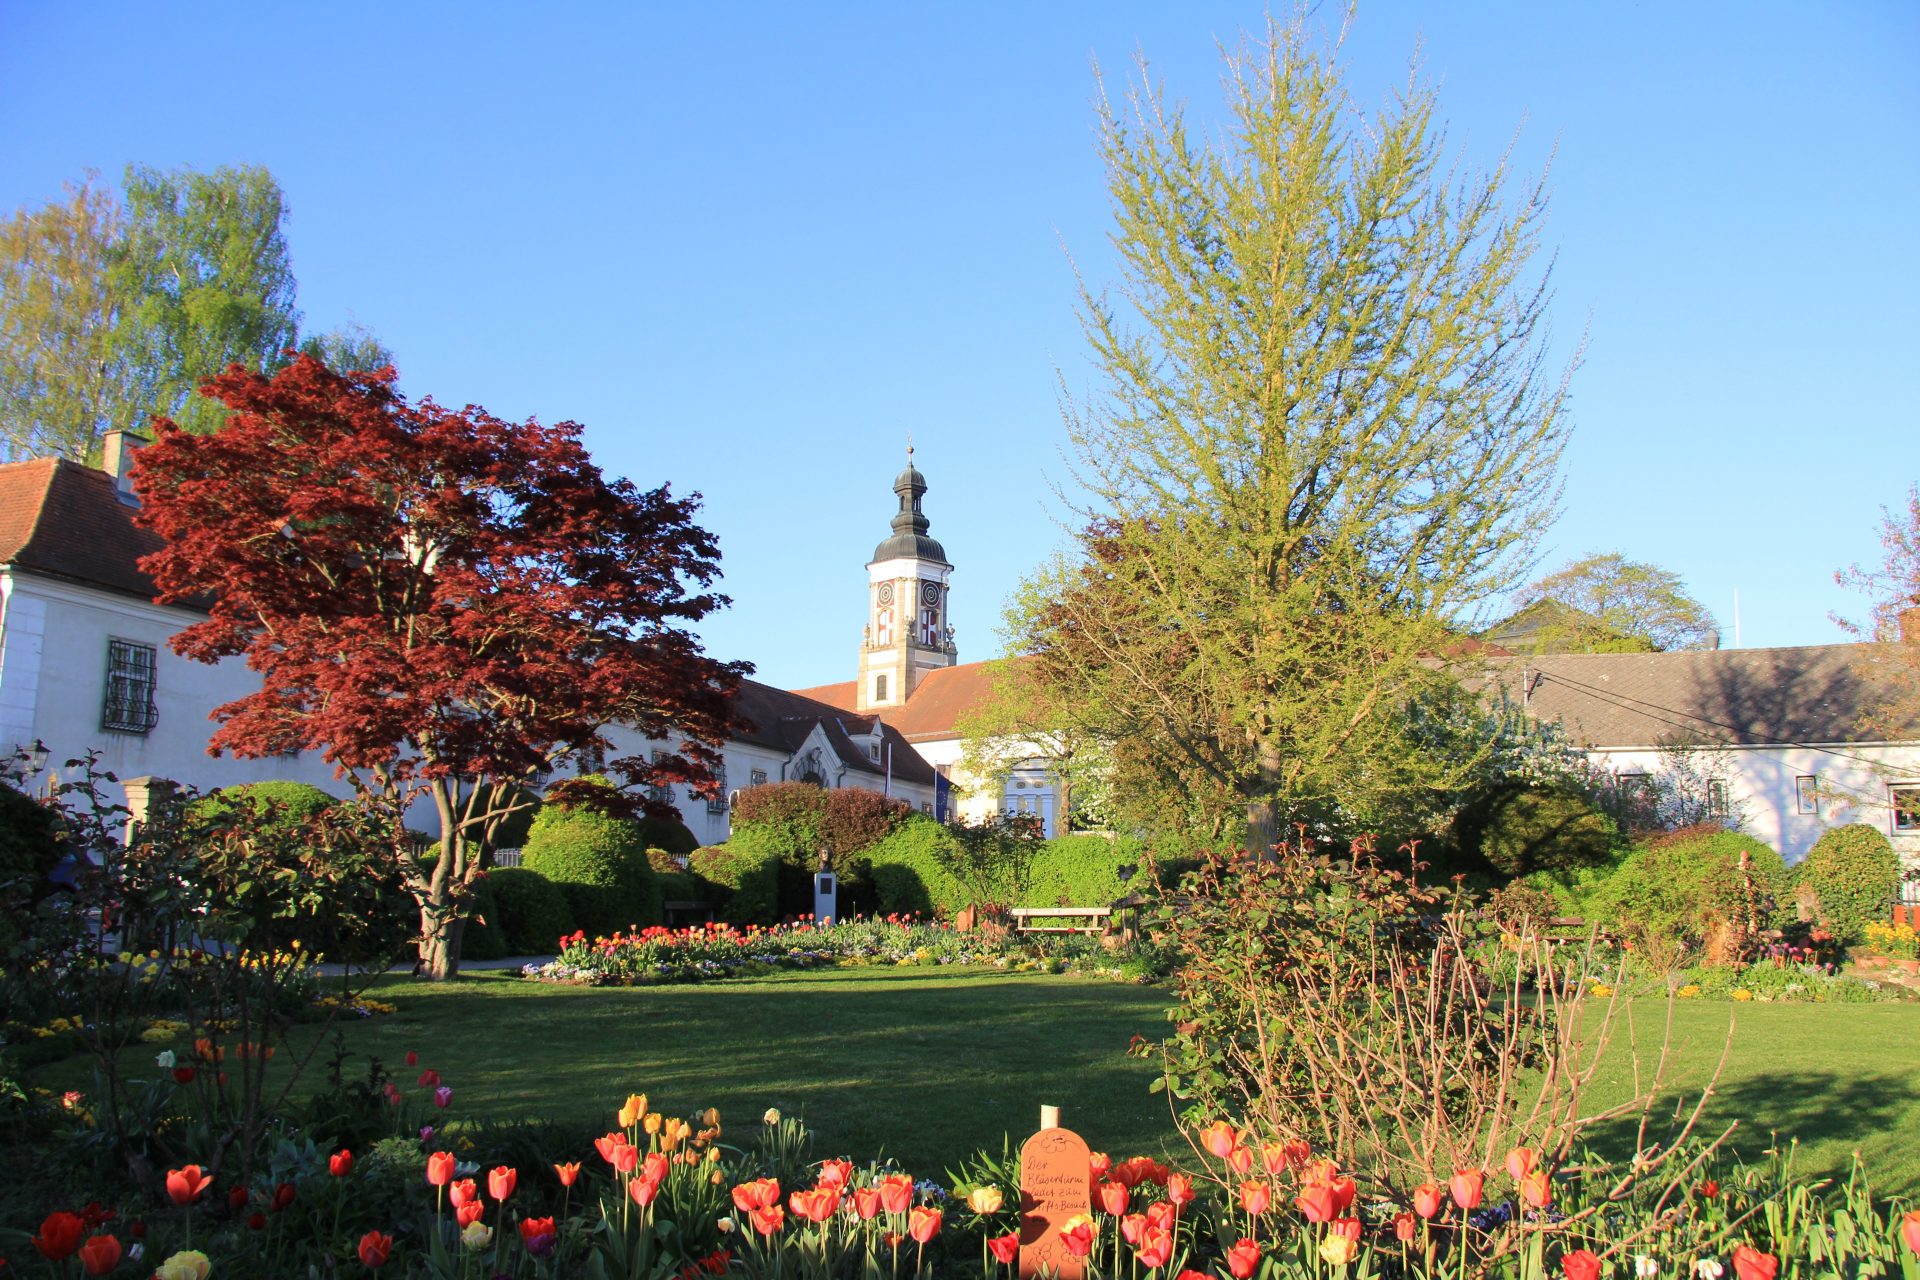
[525, 916, 1157, 987]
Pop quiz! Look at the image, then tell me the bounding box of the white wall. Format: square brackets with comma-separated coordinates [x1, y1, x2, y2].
[911, 734, 1061, 836]
[1584, 741, 1920, 867]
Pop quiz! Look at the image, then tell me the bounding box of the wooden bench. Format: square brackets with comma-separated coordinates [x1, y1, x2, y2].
[1010, 906, 1112, 935]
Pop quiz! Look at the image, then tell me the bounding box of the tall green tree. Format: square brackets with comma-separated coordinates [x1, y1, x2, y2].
[1511, 552, 1720, 651]
[116, 163, 301, 435]
[0, 177, 143, 462]
[1011, 19, 1574, 851]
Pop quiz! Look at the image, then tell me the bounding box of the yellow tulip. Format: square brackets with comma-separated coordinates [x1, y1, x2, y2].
[618, 1093, 648, 1129]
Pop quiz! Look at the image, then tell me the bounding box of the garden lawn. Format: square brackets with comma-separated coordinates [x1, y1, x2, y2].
[1575, 998, 1920, 1194]
[310, 967, 1181, 1175]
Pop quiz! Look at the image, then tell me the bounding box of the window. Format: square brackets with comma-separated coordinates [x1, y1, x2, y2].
[648, 749, 671, 804]
[707, 771, 728, 816]
[921, 802, 932, 815]
[1893, 784, 1920, 833]
[101, 639, 157, 734]
[749, 768, 768, 788]
[1795, 775, 1818, 816]
[874, 673, 888, 702]
[1705, 778, 1729, 819]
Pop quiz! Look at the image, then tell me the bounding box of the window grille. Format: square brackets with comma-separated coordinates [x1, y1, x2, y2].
[101, 639, 158, 734]
[707, 772, 728, 816]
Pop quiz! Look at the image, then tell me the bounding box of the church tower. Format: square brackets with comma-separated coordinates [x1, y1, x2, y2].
[856, 448, 955, 711]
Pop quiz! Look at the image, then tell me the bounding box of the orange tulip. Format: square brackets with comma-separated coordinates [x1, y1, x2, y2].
[449, 1179, 479, 1208]
[1902, 1210, 1920, 1257]
[853, 1186, 883, 1220]
[1732, 1246, 1778, 1280]
[1199, 1123, 1238, 1159]
[789, 1186, 840, 1223]
[1138, 1226, 1175, 1270]
[1098, 1179, 1130, 1216]
[1520, 1169, 1552, 1210]
[1394, 1211, 1418, 1243]
[1119, 1213, 1147, 1246]
[1330, 1218, 1361, 1243]
[426, 1151, 456, 1187]
[908, 1206, 943, 1244]
[1166, 1172, 1195, 1207]
[818, 1159, 853, 1190]
[1413, 1183, 1445, 1219]
[78, 1234, 122, 1277]
[878, 1173, 915, 1215]
[618, 1093, 649, 1128]
[1450, 1169, 1485, 1211]
[1296, 1183, 1338, 1224]
[1239, 1179, 1272, 1215]
[1226, 1144, 1255, 1176]
[489, 1166, 517, 1201]
[731, 1178, 782, 1213]
[1562, 1250, 1601, 1280]
[1146, 1201, 1178, 1232]
[456, 1200, 484, 1228]
[166, 1165, 213, 1206]
[615, 1144, 641, 1174]
[1226, 1237, 1261, 1280]
[555, 1162, 581, 1187]
[595, 1132, 630, 1165]
[359, 1230, 394, 1269]
[1506, 1147, 1537, 1181]
[749, 1204, 786, 1236]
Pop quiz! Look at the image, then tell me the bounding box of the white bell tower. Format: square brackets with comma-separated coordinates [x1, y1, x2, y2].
[856, 446, 955, 711]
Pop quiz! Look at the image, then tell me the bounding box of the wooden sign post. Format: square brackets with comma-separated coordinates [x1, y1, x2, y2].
[1018, 1108, 1091, 1278]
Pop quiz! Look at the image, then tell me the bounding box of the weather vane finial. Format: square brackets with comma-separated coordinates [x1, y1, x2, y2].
[906, 432, 914, 464]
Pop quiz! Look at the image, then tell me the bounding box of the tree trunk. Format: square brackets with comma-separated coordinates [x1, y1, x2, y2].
[1245, 739, 1284, 855]
[417, 904, 467, 981]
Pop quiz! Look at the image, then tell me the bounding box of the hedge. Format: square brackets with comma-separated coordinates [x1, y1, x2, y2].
[730, 783, 828, 860]
[486, 866, 576, 955]
[462, 876, 509, 960]
[1589, 826, 1789, 957]
[1794, 823, 1900, 945]
[690, 827, 783, 925]
[521, 799, 662, 938]
[1024, 834, 1147, 907]
[855, 816, 971, 916]
[0, 778, 63, 951]
[1455, 784, 1615, 877]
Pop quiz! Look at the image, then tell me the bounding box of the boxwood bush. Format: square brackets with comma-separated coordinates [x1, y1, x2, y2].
[520, 787, 662, 938]
[486, 866, 576, 955]
[1794, 823, 1900, 945]
[856, 816, 970, 916]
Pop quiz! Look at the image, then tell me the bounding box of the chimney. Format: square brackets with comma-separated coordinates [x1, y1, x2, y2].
[100, 428, 150, 502]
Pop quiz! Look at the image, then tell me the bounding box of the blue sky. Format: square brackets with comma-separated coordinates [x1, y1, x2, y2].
[3, 3, 1915, 688]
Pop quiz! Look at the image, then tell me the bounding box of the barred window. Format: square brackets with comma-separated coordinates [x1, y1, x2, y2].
[750, 768, 768, 788]
[102, 639, 158, 734]
[707, 771, 728, 816]
[1705, 778, 1729, 819]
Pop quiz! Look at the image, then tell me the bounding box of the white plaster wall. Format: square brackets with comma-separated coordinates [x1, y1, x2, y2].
[909, 734, 1062, 836]
[1584, 742, 1920, 867]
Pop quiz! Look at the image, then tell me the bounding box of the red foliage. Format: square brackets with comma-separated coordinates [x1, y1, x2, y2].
[131, 356, 749, 972]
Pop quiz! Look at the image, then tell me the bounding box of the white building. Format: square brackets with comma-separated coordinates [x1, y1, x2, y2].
[1490, 646, 1919, 866]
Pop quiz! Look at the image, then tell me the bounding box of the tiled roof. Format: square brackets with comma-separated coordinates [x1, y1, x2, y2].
[793, 658, 1013, 743]
[0, 457, 166, 602]
[731, 679, 936, 786]
[1488, 644, 1916, 748]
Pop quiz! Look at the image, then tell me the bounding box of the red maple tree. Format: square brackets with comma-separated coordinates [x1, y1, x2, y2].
[133, 355, 748, 977]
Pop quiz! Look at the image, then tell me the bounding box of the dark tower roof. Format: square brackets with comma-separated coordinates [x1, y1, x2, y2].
[870, 448, 950, 565]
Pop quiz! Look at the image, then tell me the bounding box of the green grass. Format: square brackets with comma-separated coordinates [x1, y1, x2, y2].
[32, 970, 1920, 1192]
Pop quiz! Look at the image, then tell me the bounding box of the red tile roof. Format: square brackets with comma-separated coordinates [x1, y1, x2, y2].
[0, 457, 167, 602]
[793, 658, 1017, 742]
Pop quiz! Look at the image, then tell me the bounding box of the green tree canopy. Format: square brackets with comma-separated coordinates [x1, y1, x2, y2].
[1004, 19, 1573, 849]
[1510, 552, 1720, 652]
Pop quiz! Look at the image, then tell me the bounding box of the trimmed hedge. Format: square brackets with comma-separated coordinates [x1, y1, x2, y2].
[857, 816, 971, 916]
[1590, 826, 1789, 955]
[1025, 834, 1146, 907]
[1794, 823, 1900, 945]
[690, 828, 783, 925]
[195, 779, 339, 826]
[636, 816, 700, 858]
[730, 783, 828, 861]
[521, 798, 662, 938]
[462, 876, 509, 960]
[0, 778, 63, 950]
[486, 867, 576, 955]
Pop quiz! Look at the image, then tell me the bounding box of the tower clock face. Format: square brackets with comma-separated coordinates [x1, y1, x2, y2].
[920, 580, 941, 606]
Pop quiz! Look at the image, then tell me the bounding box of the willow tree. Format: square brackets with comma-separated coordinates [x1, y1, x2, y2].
[1017, 19, 1575, 850]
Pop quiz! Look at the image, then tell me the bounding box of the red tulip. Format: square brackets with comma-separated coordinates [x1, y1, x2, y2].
[520, 1217, 559, 1258]
[248, 1211, 268, 1231]
[456, 1201, 484, 1228]
[1226, 1237, 1262, 1280]
[877, 1173, 914, 1215]
[1238, 1179, 1272, 1215]
[359, 1229, 394, 1269]
[595, 1132, 630, 1165]
[614, 1143, 641, 1175]
[988, 1231, 1020, 1265]
[227, 1185, 249, 1211]
[426, 1151, 456, 1187]
[789, 1186, 839, 1223]
[1059, 1214, 1097, 1258]
[1563, 1250, 1601, 1280]
[330, 1149, 354, 1177]
[1146, 1201, 1178, 1232]
[449, 1179, 479, 1208]
[78, 1233, 122, 1275]
[817, 1159, 854, 1190]
[555, 1161, 581, 1187]
[166, 1165, 213, 1206]
[1296, 1183, 1338, 1224]
[405, 1050, 419, 1066]
[1413, 1183, 1445, 1219]
[1178, 1272, 1213, 1280]
[271, 1182, 296, 1212]
[908, 1206, 942, 1244]
[1328, 1175, 1357, 1214]
[1902, 1210, 1920, 1257]
[1137, 1226, 1175, 1270]
[1090, 1151, 1114, 1179]
[1450, 1169, 1485, 1211]
[32, 1210, 85, 1260]
[732, 1178, 782, 1213]
[1732, 1246, 1778, 1280]
[1505, 1147, 1537, 1181]
[418, 1069, 440, 1088]
[1098, 1179, 1130, 1216]
[1394, 1211, 1418, 1242]
[750, 1204, 786, 1235]
[1520, 1169, 1552, 1209]
[172, 1066, 196, 1084]
[1699, 1180, 1721, 1199]
[1120, 1213, 1148, 1246]
[1166, 1172, 1195, 1207]
[854, 1186, 882, 1220]
[489, 1166, 517, 1201]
